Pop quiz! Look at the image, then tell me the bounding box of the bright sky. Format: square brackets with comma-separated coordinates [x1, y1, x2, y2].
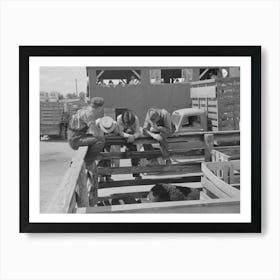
[40, 67, 87, 96]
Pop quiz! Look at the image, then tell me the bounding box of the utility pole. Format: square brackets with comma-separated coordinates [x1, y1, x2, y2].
[75, 78, 78, 96]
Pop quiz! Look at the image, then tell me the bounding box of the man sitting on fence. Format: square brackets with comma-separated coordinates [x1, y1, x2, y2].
[117, 110, 142, 180]
[68, 97, 105, 168]
[142, 108, 175, 166]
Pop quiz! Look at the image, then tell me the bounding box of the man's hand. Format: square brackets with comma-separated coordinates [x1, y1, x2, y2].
[150, 124, 159, 133]
[152, 134, 163, 142]
[127, 135, 135, 143]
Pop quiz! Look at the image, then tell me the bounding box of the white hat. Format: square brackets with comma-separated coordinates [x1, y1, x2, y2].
[98, 116, 116, 134]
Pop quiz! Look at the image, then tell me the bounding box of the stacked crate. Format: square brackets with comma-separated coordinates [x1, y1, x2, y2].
[40, 102, 64, 136]
[190, 77, 240, 131]
[63, 99, 88, 117]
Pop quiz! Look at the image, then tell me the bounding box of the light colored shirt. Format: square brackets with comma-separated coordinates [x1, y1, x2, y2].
[143, 108, 173, 135]
[116, 115, 141, 139]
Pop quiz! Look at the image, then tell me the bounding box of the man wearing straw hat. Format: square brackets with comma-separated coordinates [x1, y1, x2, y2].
[95, 116, 119, 182]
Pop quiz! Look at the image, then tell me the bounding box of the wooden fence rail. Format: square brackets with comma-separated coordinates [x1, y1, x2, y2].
[47, 131, 240, 213]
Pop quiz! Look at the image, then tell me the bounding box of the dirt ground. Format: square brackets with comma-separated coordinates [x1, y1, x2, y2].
[40, 141, 77, 212]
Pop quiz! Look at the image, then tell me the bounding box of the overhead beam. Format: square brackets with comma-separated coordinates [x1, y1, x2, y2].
[199, 68, 209, 79]
[132, 70, 141, 80]
[96, 70, 105, 80]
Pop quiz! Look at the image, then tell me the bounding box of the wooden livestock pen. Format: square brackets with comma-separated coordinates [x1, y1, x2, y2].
[201, 160, 240, 200]
[47, 131, 240, 214]
[190, 77, 240, 131]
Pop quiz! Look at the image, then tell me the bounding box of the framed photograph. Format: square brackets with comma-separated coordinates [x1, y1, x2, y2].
[20, 46, 261, 233]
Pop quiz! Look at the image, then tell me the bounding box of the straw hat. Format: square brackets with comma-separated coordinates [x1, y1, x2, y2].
[98, 116, 116, 134]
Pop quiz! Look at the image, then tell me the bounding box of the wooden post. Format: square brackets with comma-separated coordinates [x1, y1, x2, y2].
[76, 163, 89, 207]
[89, 161, 99, 206]
[204, 133, 214, 162]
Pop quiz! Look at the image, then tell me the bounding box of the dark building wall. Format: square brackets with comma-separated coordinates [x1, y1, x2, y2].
[87, 67, 195, 123]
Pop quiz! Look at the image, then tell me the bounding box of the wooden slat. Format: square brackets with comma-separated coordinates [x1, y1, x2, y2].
[201, 162, 240, 198]
[208, 100, 218, 106]
[201, 177, 231, 199]
[76, 163, 89, 207]
[190, 85, 216, 98]
[88, 161, 99, 206]
[204, 133, 214, 162]
[102, 134, 204, 146]
[98, 182, 202, 198]
[98, 173, 202, 189]
[46, 147, 88, 213]
[77, 198, 240, 214]
[208, 107, 218, 113]
[101, 131, 240, 146]
[97, 161, 202, 175]
[204, 160, 240, 171]
[208, 112, 218, 119]
[190, 79, 215, 85]
[95, 148, 204, 160]
[199, 190, 212, 200]
[215, 146, 240, 155]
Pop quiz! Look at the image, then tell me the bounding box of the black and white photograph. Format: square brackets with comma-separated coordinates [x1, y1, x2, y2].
[20, 46, 260, 233]
[3, 0, 280, 279]
[40, 65, 241, 214]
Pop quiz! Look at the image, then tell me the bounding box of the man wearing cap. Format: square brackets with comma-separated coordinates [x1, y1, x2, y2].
[68, 97, 105, 166]
[95, 116, 119, 182]
[142, 108, 175, 166]
[117, 110, 142, 180]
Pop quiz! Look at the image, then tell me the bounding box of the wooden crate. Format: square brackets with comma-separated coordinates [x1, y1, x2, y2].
[40, 123, 61, 136]
[190, 77, 240, 131]
[63, 100, 88, 117]
[201, 160, 240, 198]
[40, 102, 64, 135]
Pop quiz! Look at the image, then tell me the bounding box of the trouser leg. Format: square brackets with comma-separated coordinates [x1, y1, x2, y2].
[98, 145, 112, 180]
[143, 144, 154, 151]
[143, 134, 170, 160]
[159, 136, 170, 160]
[126, 143, 140, 177]
[82, 136, 105, 174]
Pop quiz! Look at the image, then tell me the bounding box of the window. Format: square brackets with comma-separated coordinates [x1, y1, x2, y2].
[96, 70, 141, 86]
[199, 68, 220, 80]
[150, 68, 193, 84]
[181, 115, 202, 129]
[171, 114, 181, 128]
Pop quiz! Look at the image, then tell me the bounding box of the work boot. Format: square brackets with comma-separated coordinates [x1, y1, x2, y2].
[106, 176, 114, 182]
[165, 159, 172, 167]
[134, 175, 142, 180]
[99, 176, 106, 183]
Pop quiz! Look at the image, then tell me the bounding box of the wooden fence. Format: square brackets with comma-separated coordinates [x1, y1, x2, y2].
[47, 130, 240, 213]
[201, 160, 240, 200]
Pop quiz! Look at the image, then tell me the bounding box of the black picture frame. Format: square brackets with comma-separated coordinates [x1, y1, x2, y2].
[20, 46, 261, 233]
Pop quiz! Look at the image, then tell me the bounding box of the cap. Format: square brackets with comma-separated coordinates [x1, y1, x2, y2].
[121, 110, 136, 126]
[149, 109, 160, 122]
[90, 97, 104, 107]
